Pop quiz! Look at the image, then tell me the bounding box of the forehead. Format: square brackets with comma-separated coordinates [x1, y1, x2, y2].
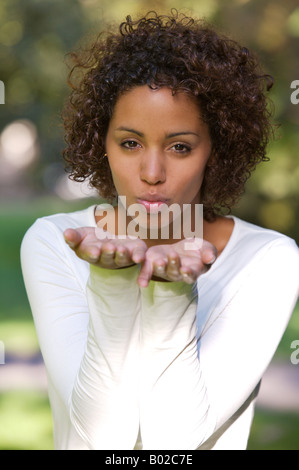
[110, 85, 203, 127]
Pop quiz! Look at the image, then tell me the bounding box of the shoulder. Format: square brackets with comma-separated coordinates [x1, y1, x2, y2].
[21, 205, 97, 247]
[20, 205, 96, 287]
[230, 216, 299, 263]
[197, 217, 299, 328]
[25, 204, 97, 234]
[206, 216, 299, 291]
[222, 217, 299, 294]
[20, 204, 96, 265]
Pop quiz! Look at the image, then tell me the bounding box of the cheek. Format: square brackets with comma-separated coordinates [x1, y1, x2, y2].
[177, 165, 207, 201]
[181, 165, 206, 189]
[108, 160, 133, 191]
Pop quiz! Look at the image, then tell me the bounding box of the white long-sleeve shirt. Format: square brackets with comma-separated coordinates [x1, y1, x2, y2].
[20, 205, 299, 450]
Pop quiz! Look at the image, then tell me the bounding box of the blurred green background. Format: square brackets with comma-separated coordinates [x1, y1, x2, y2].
[0, 0, 298, 450]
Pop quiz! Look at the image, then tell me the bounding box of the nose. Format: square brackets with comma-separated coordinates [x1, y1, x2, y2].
[140, 150, 166, 185]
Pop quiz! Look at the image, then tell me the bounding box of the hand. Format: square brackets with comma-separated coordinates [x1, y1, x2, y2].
[137, 238, 217, 287]
[63, 227, 148, 269]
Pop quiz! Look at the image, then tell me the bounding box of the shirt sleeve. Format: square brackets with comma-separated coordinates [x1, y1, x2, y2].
[198, 237, 299, 431]
[21, 219, 90, 406]
[135, 237, 299, 450]
[21, 219, 142, 450]
[138, 280, 216, 450]
[70, 264, 141, 449]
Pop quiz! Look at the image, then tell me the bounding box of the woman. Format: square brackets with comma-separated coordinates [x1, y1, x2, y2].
[21, 11, 299, 450]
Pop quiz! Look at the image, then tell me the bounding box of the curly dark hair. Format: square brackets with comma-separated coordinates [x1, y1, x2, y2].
[62, 10, 274, 221]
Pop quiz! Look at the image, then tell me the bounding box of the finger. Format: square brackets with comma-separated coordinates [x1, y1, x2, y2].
[137, 259, 153, 288]
[114, 247, 130, 267]
[183, 238, 217, 265]
[131, 245, 147, 264]
[83, 246, 101, 263]
[99, 242, 116, 267]
[166, 252, 181, 280]
[64, 227, 95, 249]
[153, 260, 166, 278]
[200, 240, 218, 265]
[181, 272, 195, 284]
[64, 228, 101, 263]
[63, 228, 83, 249]
[179, 266, 198, 284]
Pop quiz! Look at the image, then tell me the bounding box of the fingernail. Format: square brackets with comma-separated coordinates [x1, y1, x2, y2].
[182, 272, 194, 284]
[206, 255, 217, 265]
[65, 238, 75, 249]
[88, 253, 98, 262]
[156, 265, 165, 273]
[102, 250, 114, 256]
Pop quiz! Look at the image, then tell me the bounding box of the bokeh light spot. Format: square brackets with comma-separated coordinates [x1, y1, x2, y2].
[287, 7, 299, 37]
[0, 20, 23, 47]
[0, 120, 38, 169]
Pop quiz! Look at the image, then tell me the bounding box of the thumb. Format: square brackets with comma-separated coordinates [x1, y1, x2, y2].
[63, 227, 90, 249]
[201, 240, 218, 265]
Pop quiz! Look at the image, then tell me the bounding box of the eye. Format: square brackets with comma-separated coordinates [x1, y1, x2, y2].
[121, 140, 141, 150]
[171, 143, 192, 154]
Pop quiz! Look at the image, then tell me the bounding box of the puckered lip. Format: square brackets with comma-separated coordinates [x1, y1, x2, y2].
[135, 196, 170, 214]
[136, 194, 169, 203]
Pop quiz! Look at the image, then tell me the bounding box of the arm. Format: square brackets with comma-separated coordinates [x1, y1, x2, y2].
[21, 219, 142, 449]
[138, 237, 299, 449]
[197, 237, 299, 430]
[139, 280, 216, 450]
[70, 264, 141, 449]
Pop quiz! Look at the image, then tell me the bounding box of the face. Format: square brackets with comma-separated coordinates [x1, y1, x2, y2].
[105, 85, 212, 237]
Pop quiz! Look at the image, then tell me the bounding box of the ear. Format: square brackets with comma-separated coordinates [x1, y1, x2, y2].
[206, 147, 217, 167]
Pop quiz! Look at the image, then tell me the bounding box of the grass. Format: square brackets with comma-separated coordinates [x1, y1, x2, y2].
[0, 391, 53, 450]
[248, 409, 299, 450]
[0, 196, 298, 450]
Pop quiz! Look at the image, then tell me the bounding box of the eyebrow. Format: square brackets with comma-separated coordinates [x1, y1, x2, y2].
[116, 127, 144, 137]
[115, 127, 199, 138]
